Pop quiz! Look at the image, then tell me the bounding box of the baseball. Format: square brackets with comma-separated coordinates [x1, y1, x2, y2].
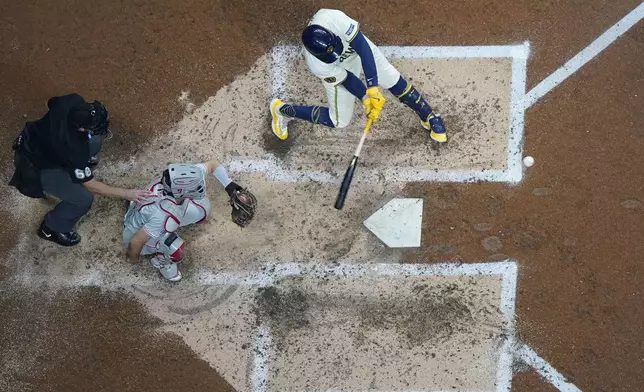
[523, 156, 535, 167]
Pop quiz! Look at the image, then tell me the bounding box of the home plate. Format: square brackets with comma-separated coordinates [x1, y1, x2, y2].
[364, 198, 423, 247]
[254, 272, 506, 391]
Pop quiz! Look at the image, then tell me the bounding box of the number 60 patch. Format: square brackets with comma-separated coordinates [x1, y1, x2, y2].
[74, 167, 92, 180]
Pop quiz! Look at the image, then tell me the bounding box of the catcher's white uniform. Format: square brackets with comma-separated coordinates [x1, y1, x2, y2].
[122, 182, 211, 255]
[123, 164, 213, 260]
[304, 9, 401, 127]
[123, 161, 256, 282]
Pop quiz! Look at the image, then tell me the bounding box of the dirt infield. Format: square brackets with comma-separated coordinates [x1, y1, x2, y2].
[0, 287, 235, 392]
[1, 1, 643, 391]
[259, 274, 504, 391]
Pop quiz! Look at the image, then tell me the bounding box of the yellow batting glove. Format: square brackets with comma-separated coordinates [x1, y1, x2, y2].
[362, 95, 373, 116]
[366, 87, 386, 121]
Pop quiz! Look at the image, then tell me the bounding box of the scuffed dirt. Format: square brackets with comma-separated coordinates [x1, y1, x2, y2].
[358, 280, 495, 348]
[255, 285, 311, 350]
[279, 55, 513, 174]
[253, 275, 504, 390]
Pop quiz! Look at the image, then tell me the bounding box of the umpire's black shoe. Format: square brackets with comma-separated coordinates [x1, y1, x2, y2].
[88, 154, 100, 167]
[37, 221, 81, 247]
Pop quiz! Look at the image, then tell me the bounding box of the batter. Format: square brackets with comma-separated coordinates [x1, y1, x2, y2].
[270, 8, 447, 142]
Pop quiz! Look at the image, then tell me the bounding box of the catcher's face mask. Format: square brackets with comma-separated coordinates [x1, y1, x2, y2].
[161, 164, 207, 200]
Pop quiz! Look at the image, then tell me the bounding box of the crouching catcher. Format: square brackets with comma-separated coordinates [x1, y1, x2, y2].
[122, 159, 256, 282]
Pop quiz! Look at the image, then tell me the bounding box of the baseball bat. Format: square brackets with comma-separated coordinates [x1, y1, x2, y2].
[334, 119, 373, 210]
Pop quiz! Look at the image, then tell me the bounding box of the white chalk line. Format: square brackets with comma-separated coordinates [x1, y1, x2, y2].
[507, 42, 529, 184]
[16, 259, 574, 391]
[15, 261, 518, 289]
[294, 388, 496, 392]
[381, 44, 529, 59]
[271, 43, 530, 62]
[496, 262, 518, 392]
[271, 45, 301, 97]
[246, 260, 517, 392]
[268, 43, 529, 184]
[523, 3, 644, 109]
[515, 343, 582, 392]
[227, 157, 514, 184]
[14, 268, 273, 289]
[251, 323, 272, 392]
[268, 260, 517, 278]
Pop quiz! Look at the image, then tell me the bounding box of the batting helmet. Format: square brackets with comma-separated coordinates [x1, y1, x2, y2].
[301, 24, 344, 63]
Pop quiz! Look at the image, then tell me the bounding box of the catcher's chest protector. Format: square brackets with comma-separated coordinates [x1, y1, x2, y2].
[158, 197, 211, 228]
[129, 183, 211, 233]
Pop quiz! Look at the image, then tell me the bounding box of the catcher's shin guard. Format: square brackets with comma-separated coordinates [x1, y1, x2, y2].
[158, 232, 185, 262]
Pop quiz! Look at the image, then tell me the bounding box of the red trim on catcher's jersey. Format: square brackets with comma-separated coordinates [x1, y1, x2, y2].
[162, 216, 180, 232]
[159, 203, 181, 223]
[189, 200, 208, 224]
[136, 201, 155, 211]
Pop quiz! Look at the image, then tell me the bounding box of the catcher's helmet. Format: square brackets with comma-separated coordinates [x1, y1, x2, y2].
[301, 24, 344, 63]
[162, 164, 206, 200]
[68, 101, 110, 136]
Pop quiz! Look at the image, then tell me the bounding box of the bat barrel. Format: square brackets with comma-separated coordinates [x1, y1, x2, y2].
[334, 120, 372, 210]
[334, 156, 359, 210]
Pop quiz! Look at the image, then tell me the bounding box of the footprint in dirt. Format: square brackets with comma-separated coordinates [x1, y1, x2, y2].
[262, 112, 303, 160]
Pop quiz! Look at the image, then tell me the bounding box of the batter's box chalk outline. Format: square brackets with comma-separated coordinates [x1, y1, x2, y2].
[245, 261, 581, 392]
[248, 261, 518, 392]
[14, 258, 580, 391]
[228, 43, 530, 185]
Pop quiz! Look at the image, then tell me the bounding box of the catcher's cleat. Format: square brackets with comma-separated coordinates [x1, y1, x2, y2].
[150, 255, 182, 282]
[270, 99, 290, 140]
[421, 112, 447, 143]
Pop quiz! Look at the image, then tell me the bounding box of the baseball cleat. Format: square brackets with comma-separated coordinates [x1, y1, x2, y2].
[270, 99, 290, 140]
[421, 113, 447, 143]
[150, 255, 182, 282]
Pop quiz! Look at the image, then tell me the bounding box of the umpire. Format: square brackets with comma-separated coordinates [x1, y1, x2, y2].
[9, 93, 150, 247]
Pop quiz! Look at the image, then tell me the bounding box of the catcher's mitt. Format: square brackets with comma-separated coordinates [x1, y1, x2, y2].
[229, 187, 257, 227]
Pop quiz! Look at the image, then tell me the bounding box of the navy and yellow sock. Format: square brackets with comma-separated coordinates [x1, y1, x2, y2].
[279, 104, 335, 128]
[389, 76, 434, 122]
